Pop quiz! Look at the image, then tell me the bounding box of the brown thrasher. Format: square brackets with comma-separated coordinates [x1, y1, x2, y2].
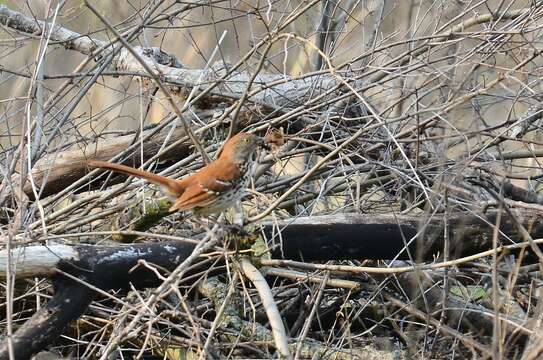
[88, 132, 268, 217]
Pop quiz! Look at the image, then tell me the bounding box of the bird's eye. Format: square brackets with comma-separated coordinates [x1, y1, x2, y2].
[244, 138, 250, 143]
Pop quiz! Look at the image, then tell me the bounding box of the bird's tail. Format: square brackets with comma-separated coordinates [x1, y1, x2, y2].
[88, 160, 185, 197]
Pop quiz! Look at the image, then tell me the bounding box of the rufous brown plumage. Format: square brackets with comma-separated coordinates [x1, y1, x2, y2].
[88, 132, 267, 216]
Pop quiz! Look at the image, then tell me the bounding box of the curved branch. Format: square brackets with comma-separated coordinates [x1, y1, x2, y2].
[240, 257, 292, 359]
[0, 279, 93, 360]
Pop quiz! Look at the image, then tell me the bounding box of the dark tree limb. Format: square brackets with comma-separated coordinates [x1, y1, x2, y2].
[264, 209, 543, 261]
[0, 240, 203, 360]
[3, 209, 543, 280]
[0, 279, 93, 360]
[502, 181, 543, 205]
[2, 208, 543, 358]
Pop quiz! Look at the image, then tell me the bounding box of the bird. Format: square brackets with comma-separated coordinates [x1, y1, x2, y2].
[87, 132, 268, 218]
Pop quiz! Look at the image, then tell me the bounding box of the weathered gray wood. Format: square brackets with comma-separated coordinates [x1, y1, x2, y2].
[0, 5, 339, 108]
[21, 124, 191, 198]
[0, 245, 78, 278]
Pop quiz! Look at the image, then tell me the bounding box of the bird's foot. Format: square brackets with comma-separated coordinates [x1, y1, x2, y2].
[227, 223, 249, 237]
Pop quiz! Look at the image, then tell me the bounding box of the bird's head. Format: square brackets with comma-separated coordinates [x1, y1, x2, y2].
[219, 132, 269, 165]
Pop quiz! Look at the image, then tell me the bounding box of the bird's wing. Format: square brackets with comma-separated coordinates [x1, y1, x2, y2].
[169, 162, 239, 212]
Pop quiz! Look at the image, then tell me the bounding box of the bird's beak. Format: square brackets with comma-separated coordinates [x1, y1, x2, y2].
[257, 137, 271, 150]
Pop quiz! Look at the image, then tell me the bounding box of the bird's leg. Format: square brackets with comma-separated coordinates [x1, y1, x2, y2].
[194, 212, 227, 231]
[232, 202, 245, 227]
[197, 207, 245, 235]
[188, 216, 221, 238]
[205, 215, 221, 228]
[224, 203, 248, 236]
